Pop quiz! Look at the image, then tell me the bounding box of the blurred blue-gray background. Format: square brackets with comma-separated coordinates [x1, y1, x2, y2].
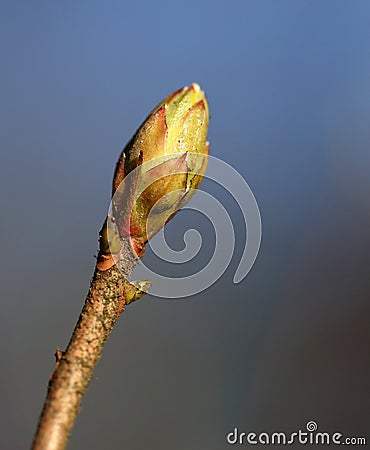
[1, 1, 369, 448]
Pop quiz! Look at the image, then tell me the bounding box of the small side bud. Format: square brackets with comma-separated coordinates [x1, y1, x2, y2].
[124, 280, 152, 304]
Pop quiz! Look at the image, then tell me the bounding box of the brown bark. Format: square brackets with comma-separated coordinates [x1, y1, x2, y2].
[32, 241, 138, 450]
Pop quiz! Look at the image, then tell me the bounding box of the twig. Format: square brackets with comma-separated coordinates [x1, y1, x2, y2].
[31, 240, 138, 450]
[31, 82, 209, 450]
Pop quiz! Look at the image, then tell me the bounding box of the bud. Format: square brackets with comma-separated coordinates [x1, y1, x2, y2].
[98, 83, 209, 268]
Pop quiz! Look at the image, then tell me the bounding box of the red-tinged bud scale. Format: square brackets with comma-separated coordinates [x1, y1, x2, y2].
[98, 83, 209, 270]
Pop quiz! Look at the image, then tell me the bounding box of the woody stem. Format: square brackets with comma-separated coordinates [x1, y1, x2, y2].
[31, 240, 138, 450]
